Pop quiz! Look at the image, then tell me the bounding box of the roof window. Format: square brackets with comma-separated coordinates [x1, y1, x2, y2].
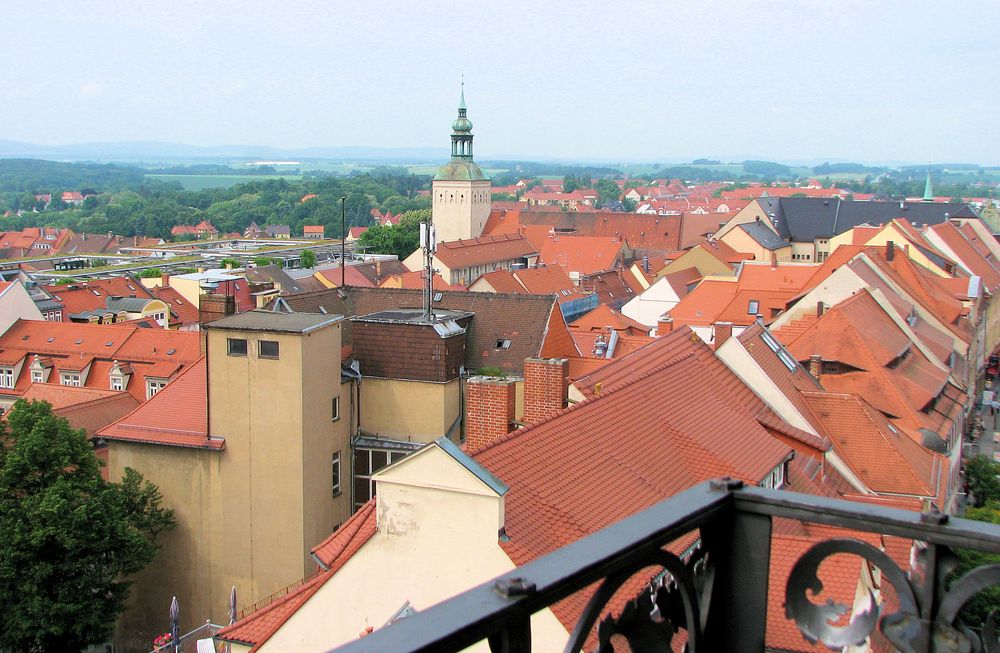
[496, 339, 512, 350]
[74, 338, 83, 345]
[47, 337, 54, 343]
[747, 299, 760, 315]
[166, 348, 176, 355]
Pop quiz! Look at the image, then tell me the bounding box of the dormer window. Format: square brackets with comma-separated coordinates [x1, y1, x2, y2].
[109, 360, 132, 392]
[0, 367, 14, 389]
[61, 372, 82, 387]
[146, 378, 167, 399]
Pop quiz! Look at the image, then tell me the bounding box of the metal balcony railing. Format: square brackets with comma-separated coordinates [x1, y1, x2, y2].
[327, 479, 1000, 653]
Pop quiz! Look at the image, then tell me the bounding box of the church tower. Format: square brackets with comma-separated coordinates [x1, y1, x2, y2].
[432, 84, 491, 243]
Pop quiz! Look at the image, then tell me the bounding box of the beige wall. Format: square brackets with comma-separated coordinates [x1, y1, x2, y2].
[255, 444, 567, 653]
[714, 201, 768, 240]
[106, 443, 223, 653]
[657, 247, 734, 280]
[718, 227, 790, 263]
[0, 280, 43, 335]
[432, 178, 492, 243]
[361, 377, 460, 442]
[210, 320, 350, 614]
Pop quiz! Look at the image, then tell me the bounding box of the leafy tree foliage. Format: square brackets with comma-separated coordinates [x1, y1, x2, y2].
[0, 400, 174, 652]
[965, 455, 1000, 507]
[594, 178, 621, 204]
[357, 209, 429, 261]
[949, 502, 1000, 630]
[300, 249, 317, 269]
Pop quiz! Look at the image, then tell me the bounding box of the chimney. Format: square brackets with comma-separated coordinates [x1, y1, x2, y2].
[770, 251, 777, 269]
[886, 240, 895, 261]
[160, 272, 170, 287]
[809, 354, 822, 381]
[523, 357, 569, 424]
[464, 376, 516, 449]
[816, 301, 825, 317]
[198, 293, 236, 353]
[713, 322, 733, 349]
[642, 256, 650, 273]
[657, 315, 674, 335]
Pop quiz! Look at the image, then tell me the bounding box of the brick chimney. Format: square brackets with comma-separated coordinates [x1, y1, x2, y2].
[809, 354, 822, 381]
[523, 357, 568, 424]
[657, 315, 673, 336]
[886, 240, 895, 261]
[161, 272, 170, 287]
[465, 376, 516, 449]
[199, 293, 236, 352]
[713, 322, 733, 349]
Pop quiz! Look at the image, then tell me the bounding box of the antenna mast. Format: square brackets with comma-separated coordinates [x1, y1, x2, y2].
[420, 222, 436, 320]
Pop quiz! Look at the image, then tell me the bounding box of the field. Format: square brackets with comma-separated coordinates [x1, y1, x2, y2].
[144, 173, 303, 190]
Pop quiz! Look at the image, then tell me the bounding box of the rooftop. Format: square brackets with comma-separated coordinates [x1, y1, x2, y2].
[207, 309, 342, 334]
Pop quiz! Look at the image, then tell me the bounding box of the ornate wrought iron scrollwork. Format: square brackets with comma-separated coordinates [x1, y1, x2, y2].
[785, 538, 1000, 653]
[563, 546, 712, 653]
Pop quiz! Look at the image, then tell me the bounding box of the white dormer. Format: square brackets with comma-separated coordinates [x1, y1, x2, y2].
[109, 360, 133, 392]
[28, 355, 52, 384]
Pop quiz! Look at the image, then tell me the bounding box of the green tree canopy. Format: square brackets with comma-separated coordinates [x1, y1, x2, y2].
[300, 249, 317, 269]
[965, 455, 1000, 507]
[357, 209, 428, 261]
[0, 400, 175, 652]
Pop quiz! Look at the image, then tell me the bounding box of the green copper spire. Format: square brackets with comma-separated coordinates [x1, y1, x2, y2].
[459, 78, 466, 111]
[923, 168, 933, 202]
[435, 80, 489, 182]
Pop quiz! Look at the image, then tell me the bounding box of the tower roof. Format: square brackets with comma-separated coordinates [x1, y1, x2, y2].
[923, 169, 934, 202]
[436, 82, 489, 182]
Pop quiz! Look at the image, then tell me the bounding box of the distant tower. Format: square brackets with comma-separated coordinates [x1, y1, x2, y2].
[922, 167, 934, 202]
[432, 83, 491, 243]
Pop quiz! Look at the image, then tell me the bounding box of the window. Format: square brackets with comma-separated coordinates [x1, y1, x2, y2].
[353, 448, 410, 510]
[61, 372, 81, 387]
[332, 451, 342, 496]
[332, 396, 340, 421]
[0, 367, 14, 389]
[31, 370, 44, 384]
[111, 376, 124, 391]
[747, 299, 760, 315]
[259, 340, 279, 358]
[495, 338, 511, 350]
[146, 378, 167, 399]
[227, 338, 248, 356]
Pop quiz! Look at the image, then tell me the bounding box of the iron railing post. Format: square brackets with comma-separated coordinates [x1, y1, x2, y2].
[701, 479, 772, 652]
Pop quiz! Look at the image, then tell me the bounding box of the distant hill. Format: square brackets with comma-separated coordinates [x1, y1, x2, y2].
[0, 139, 449, 163]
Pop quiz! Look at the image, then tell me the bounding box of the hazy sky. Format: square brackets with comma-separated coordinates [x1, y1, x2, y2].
[3, 0, 999, 164]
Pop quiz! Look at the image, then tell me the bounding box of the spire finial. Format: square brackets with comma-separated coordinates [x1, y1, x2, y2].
[459, 75, 466, 111]
[923, 163, 933, 202]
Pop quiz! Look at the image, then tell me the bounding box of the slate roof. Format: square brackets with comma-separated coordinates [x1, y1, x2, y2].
[276, 287, 578, 374]
[740, 220, 788, 250]
[245, 264, 317, 295]
[757, 197, 977, 242]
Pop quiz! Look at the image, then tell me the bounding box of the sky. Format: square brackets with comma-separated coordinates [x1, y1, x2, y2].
[3, 0, 1000, 164]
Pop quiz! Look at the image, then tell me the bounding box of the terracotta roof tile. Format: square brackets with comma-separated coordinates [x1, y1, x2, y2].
[538, 234, 625, 275]
[14, 384, 140, 436]
[96, 358, 221, 449]
[434, 234, 537, 269]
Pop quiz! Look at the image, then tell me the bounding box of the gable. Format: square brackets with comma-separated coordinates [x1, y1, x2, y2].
[373, 441, 505, 497]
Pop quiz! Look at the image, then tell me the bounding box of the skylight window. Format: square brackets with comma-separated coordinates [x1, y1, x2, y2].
[760, 330, 781, 352]
[747, 299, 760, 315]
[496, 339, 512, 349]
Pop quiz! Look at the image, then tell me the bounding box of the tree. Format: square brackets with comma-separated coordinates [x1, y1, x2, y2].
[357, 209, 427, 261]
[300, 249, 317, 269]
[139, 268, 163, 278]
[0, 400, 174, 652]
[965, 455, 1000, 507]
[594, 178, 621, 204]
[949, 502, 1000, 630]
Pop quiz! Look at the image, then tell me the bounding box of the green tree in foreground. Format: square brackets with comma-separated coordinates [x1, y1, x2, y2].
[950, 502, 1000, 630]
[965, 455, 1000, 507]
[0, 400, 175, 652]
[357, 209, 429, 261]
[300, 249, 317, 269]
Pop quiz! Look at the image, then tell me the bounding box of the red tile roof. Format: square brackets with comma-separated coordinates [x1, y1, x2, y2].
[43, 277, 156, 319]
[569, 304, 649, 335]
[377, 270, 463, 291]
[147, 284, 200, 326]
[802, 391, 947, 501]
[472, 326, 792, 634]
[0, 320, 201, 401]
[15, 384, 140, 436]
[537, 235, 624, 274]
[927, 221, 1000, 291]
[433, 233, 537, 270]
[96, 357, 221, 449]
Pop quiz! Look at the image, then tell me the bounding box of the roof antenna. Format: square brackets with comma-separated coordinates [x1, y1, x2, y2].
[420, 222, 437, 321]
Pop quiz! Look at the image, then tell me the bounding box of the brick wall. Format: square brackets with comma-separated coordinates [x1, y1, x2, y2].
[199, 294, 235, 353]
[465, 376, 516, 450]
[523, 357, 568, 424]
[352, 320, 466, 382]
